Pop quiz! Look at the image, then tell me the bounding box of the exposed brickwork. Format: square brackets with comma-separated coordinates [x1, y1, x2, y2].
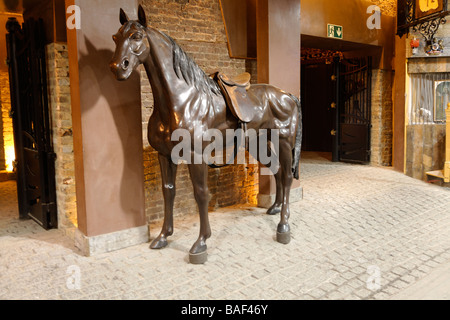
[245, 59, 258, 85]
[139, 0, 259, 222]
[371, 70, 393, 167]
[0, 71, 14, 172]
[144, 149, 259, 222]
[46, 43, 77, 236]
[363, 1, 396, 167]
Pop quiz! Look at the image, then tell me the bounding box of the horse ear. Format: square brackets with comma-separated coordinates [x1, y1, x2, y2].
[120, 8, 129, 25]
[138, 5, 147, 28]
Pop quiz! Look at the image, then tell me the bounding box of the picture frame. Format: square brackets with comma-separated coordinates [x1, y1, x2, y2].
[415, 0, 445, 19]
[434, 80, 450, 122]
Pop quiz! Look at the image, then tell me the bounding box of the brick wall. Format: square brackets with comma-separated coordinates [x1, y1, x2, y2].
[371, 69, 393, 166]
[139, 0, 259, 222]
[0, 71, 14, 172]
[367, 0, 395, 167]
[46, 43, 77, 236]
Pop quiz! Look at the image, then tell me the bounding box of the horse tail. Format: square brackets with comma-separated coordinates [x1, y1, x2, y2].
[289, 94, 302, 180]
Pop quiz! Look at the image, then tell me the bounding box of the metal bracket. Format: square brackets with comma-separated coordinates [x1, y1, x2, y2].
[412, 16, 447, 42]
[397, 0, 449, 40]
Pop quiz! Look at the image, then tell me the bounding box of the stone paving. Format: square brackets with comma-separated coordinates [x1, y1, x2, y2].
[1, 152, 450, 300]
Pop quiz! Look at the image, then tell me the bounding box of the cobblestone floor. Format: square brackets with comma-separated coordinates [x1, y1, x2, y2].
[1, 152, 450, 300]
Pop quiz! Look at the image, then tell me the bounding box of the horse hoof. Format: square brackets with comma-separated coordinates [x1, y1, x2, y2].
[267, 206, 281, 216]
[277, 231, 291, 245]
[189, 251, 208, 265]
[150, 237, 168, 250]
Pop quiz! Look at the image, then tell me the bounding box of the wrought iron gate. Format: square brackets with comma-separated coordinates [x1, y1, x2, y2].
[6, 18, 57, 229]
[335, 57, 372, 163]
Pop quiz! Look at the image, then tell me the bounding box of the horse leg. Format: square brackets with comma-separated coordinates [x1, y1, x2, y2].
[250, 135, 282, 216]
[187, 163, 211, 264]
[150, 154, 177, 249]
[267, 169, 283, 215]
[276, 139, 294, 244]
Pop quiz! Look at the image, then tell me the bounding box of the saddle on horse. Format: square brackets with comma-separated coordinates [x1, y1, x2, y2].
[211, 72, 256, 123]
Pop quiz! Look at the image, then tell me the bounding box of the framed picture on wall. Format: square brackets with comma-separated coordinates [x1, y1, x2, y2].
[416, 0, 445, 19]
[434, 80, 450, 122]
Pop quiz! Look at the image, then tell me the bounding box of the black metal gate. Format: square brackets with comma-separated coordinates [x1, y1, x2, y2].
[6, 18, 57, 229]
[334, 56, 372, 163]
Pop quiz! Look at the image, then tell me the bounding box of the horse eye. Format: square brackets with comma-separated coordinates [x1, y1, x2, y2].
[131, 33, 143, 41]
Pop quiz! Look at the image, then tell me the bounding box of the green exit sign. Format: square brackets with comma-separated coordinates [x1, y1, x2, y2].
[327, 24, 343, 39]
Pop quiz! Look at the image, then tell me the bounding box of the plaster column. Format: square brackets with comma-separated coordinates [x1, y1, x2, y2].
[393, 35, 407, 173]
[256, 0, 302, 208]
[66, 0, 147, 256]
[445, 103, 450, 182]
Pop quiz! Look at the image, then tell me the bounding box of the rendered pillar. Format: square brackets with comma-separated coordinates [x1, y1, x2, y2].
[445, 104, 450, 183]
[257, 0, 302, 208]
[66, 0, 147, 255]
[393, 35, 407, 173]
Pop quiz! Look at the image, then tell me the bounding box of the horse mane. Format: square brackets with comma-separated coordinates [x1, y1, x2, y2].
[161, 32, 221, 96]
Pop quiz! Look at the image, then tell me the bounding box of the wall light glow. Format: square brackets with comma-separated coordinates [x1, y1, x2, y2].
[5, 143, 15, 173]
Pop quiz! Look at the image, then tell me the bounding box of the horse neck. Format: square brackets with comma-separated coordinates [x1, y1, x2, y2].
[142, 28, 188, 121]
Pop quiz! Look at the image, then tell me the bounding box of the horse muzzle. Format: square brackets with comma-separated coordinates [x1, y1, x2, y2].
[110, 58, 130, 81]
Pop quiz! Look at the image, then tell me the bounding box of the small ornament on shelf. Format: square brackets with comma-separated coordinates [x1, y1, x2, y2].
[410, 37, 420, 55]
[425, 38, 444, 56]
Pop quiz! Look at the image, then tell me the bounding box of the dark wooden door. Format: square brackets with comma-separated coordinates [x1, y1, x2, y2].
[337, 57, 372, 163]
[6, 18, 57, 229]
[301, 63, 334, 152]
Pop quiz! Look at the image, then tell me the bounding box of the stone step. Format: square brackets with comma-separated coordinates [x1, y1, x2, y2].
[0, 171, 16, 182]
[426, 170, 450, 187]
[426, 170, 445, 180]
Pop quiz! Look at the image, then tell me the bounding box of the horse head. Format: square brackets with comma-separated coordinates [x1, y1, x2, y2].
[110, 5, 149, 81]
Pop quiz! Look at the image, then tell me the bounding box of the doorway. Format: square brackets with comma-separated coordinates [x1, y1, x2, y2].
[6, 17, 57, 229]
[337, 56, 372, 163]
[301, 46, 373, 164]
[301, 62, 335, 154]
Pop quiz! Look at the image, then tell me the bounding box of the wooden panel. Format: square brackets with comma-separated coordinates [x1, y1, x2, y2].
[219, 0, 257, 59]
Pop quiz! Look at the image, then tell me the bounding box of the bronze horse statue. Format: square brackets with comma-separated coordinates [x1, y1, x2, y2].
[110, 5, 302, 264]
